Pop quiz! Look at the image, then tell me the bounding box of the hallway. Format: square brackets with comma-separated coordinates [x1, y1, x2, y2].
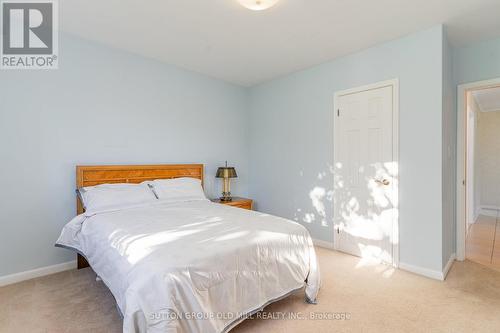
[466, 212, 500, 271]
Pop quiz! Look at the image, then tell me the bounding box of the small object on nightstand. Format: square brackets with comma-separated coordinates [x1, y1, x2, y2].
[211, 197, 253, 210]
[215, 161, 238, 201]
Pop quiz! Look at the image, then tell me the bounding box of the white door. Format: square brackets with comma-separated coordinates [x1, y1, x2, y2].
[334, 83, 397, 264]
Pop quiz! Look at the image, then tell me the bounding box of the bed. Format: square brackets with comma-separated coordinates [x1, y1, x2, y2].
[56, 164, 320, 333]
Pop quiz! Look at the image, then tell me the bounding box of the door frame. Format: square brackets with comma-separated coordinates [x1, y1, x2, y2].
[456, 77, 500, 261]
[333, 78, 400, 267]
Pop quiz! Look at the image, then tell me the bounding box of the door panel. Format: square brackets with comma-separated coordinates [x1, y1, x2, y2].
[335, 85, 395, 264]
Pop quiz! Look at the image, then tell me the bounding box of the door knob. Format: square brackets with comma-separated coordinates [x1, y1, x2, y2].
[375, 179, 390, 186]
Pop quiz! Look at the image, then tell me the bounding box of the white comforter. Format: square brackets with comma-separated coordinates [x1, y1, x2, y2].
[56, 200, 320, 333]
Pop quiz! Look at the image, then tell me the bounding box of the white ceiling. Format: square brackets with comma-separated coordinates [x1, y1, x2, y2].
[61, 0, 500, 86]
[472, 87, 500, 112]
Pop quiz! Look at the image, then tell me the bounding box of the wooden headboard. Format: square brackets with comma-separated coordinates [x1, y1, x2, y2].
[74, 164, 203, 269]
[76, 164, 204, 215]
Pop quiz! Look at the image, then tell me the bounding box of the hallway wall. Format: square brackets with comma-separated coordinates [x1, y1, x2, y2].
[477, 110, 500, 209]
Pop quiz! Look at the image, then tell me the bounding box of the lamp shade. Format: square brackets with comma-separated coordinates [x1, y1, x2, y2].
[216, 167, 237, 179]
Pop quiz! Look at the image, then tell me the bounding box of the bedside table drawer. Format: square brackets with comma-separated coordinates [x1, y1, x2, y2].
[230, 201, 252, 210]
[211, 197, 253, 210]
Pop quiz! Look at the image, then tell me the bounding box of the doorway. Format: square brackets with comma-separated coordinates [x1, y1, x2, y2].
[333, 79, 399, 266]
[457, 78, 500, 271]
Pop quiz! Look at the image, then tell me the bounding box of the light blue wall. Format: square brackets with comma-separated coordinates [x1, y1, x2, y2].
[0, 34, 249, 277]
[454, 37, 500, 85]
[442, 27, 456, 268]
[450, 36, 500, 266]
[6, 26, 495, 278]
[248, 26, 445, 272]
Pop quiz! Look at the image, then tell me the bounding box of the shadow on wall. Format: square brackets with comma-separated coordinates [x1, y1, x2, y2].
[293, 160, 398, 264]
[292, 164, 335, 228]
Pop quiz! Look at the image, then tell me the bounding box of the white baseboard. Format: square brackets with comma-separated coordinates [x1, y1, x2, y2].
[481, 205, 500, 210]
[473, 208, 481, 223]
[479, 206, 500, 217]
[442, 253, 456, 280]
[313, 240, 456, 281]
[399, 262, 443, 280]
[400, 254, 455, 281]
[0, 260, 77, 287]
[312, 238, 335, 250]
[469, 207, 483, 224]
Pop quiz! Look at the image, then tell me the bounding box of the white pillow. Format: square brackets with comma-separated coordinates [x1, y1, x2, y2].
[150, 177, 207, 203]
[77, 182, 157, 214]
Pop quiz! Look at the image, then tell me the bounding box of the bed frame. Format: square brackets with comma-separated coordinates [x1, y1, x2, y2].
[75, 164, 204, 269]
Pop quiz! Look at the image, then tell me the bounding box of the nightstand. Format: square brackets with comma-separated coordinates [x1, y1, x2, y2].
[211, 197, 253, 210]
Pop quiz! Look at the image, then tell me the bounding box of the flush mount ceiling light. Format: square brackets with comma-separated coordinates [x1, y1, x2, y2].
[238, 0, 280, 11]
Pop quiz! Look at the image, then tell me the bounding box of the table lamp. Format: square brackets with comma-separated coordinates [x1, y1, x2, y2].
[216, 161, 237, 201]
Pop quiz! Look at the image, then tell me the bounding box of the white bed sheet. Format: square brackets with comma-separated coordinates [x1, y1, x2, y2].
[56, 200, 320, 333]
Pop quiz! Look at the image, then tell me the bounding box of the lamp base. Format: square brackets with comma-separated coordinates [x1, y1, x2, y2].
[220, 192, 233, 201]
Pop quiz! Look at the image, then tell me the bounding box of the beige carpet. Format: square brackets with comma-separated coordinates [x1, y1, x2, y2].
[2, 247, 500, 332]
